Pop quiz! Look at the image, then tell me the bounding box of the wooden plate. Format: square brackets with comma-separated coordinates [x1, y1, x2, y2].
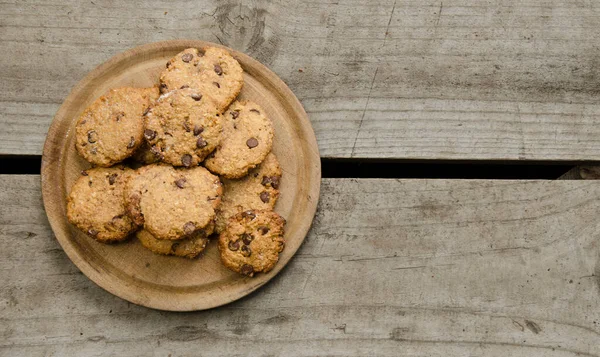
[41, 40, 320, 311]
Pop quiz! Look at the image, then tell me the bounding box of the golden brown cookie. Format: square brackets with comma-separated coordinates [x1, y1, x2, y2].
[204, 100, 274, 178]
[75, 87, 159, 167]
[215, 153, 282, 233]
[219, 210, 285, 277]
[160, 47, 243, 112]
[125, 164, 222, 240]
[144, 88, 221, 167]
[66, 166, 137, 242]
[137, 221, 214, 259]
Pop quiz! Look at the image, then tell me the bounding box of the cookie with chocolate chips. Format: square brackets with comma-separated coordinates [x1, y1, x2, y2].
[125, 164, 222, 240]
[204, 100, 274, 179]
[159, 47, 243, 112]
[137, 221, 214, 259]
[75, 86, 159, 167]
[215, 153, 281, 233]
[219, 209, 285, 277]
[144, 88, 222, 167]
[66, 166, 137, 242]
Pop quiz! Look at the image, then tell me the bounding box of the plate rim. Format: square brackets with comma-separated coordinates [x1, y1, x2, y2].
[41, 39, 321, 311]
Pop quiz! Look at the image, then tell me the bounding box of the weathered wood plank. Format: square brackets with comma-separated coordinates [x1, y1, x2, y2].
[1, 175, 599, 356]
[2, 0, 600, 160]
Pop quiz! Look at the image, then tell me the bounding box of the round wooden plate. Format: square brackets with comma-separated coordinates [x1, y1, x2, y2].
[41, 40, 321, 311]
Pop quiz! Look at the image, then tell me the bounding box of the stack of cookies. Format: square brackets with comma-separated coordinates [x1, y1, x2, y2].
[66, 46, 285, 277]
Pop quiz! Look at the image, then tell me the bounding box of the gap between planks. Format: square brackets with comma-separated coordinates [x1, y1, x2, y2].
[0, 156, 588, 180]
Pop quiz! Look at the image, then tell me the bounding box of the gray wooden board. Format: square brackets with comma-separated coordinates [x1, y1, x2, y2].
[1, 175, 599, 356]
[2, 0, 600, 161]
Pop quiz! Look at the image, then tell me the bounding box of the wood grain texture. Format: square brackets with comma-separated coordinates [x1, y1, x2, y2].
[40, 40, 320, 311]
[3, 175, 600, 356]
[2, 0, 600, 161]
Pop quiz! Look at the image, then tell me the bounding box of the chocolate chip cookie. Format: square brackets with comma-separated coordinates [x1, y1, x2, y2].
[137, 221, 214, 259]
[215, 153, 281, 233]
[219, 210, 285, 277]
[160, 47, 243, 112]
[144, 88, 222, 167]
[75, 86, 159, 167]
[204, 100, 274, 179]
[125, 164, 222, 240]
[66, 166, 137, 242]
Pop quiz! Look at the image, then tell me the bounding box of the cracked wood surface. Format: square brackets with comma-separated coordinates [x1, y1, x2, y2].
[2, 0, 600, 160]
[2, 176, 599, 356]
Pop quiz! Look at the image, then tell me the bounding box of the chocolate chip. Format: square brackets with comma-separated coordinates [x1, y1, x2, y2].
[87, 130, 98, 143]
[214, 64, 223, 75]
[183, 121, 191, 132]
[246, 137, 258, 148]
[261, 176, 280, 189]
[183, 221, 195, 235]
[241, 264, 254, 276]
[144, 129, 156, 141]
[241, 233, 254, 245]
[270, 176, 280, 189]
[242, 210, 256, 220]
[213, 82, 220, 88]
[260, 191, 270, 203]
[190, 93, 202, 101]
[175, 178, 186, 188]
[196, 137, 207, 148]
[115, 112, 124, 122]
[233, 123, 237, 130]
[228, 240, 240, 251]
[193, 125, 204, 135]
[258, 226, 270, 235]
[160, 83, 168, 93]
[108, 173, 117, 185]
[181, 154, 192, 167]
[181, 53, 193, 62]
[129, 193, 143, 225]
[180, 85, 189, 89]
[250, 109, 260, 114]
[88, 229, 98, 236]
[240, 245, 252, 257]
[81, 170, 88, 176]
[231, 110, 240, 119]
[166, 61, 172, 68]
[143, 107, 150, 116]
[127, 137, 135, 149]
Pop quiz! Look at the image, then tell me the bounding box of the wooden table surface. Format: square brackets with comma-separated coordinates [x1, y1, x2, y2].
[1, 1, 600, 356]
